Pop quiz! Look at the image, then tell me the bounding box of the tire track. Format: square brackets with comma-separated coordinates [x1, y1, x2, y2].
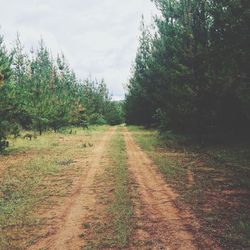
[29, 127, 116, 250]
[124, 128, 219, 250]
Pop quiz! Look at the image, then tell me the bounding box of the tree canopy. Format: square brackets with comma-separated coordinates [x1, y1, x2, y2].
[0, 35, 123, 151]
[125, 0, 250, 140]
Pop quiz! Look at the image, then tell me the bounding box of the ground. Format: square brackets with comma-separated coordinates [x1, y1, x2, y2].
[0, 126, 249, 249]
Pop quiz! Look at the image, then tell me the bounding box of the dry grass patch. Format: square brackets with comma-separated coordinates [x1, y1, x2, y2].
[0, 126, 109, 250]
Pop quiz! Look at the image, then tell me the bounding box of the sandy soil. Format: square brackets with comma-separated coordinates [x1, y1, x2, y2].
[123, 128, 220, 250]
[15, 127, 223, 249]
[28, 127, 116, 250]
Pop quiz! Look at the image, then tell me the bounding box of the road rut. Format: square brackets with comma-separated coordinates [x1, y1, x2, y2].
[124, 128, 218, 249]
[29, 127, 116, 250]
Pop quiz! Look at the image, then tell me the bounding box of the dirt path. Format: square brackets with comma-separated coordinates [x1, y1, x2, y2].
[124, 128, 219, 250]
[29, 127, 116, 250]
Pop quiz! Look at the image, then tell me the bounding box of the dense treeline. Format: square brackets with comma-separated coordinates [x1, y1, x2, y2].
[125, 0, 250, 140]
[0, 35, 123, 151]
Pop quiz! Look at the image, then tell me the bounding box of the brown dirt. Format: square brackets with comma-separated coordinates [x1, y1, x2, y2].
[124, 128, 220, 250]
[80, 155, 117, 249]
[187, 169, 194, 187]
[28, 127, 116, 250]
[0, 152, 32, 175]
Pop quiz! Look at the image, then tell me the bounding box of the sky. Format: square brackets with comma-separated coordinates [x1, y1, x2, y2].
[0, 0, 158, 100]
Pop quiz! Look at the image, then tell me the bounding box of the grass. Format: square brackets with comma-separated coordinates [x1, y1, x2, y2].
[0, 126, 109, 250]
[0, 157, 60, 249]
[108, 128, 133, 247]
[128, 125, 250, 249]
[82, 126, 132, 249]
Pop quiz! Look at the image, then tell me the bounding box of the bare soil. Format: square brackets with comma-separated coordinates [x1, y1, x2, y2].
[1, 127, 234, 249]
[28, 127, 116, 250]
[123, 128, 220, 250]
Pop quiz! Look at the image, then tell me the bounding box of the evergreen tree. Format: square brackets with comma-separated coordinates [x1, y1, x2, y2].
[0, 33, 124, 152]
[125, 0, 250, 139]
[0, 35, 19, 150]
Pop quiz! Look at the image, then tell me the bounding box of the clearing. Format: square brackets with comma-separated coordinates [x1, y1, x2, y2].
[0, 126, 249, 249]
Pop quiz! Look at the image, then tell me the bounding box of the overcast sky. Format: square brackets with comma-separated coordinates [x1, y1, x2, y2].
[0, 0, 157, 100]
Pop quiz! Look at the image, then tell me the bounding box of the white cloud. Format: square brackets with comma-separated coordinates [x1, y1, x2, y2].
[0, 0, 158, 99]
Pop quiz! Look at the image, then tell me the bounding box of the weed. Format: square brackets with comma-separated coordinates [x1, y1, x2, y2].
[83, 223, 91, 229]
[57, 159, 75, 166]
[79, 233, 85, 238]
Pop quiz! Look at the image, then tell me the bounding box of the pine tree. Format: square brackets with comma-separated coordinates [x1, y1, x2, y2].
[0, 35, 19, 150]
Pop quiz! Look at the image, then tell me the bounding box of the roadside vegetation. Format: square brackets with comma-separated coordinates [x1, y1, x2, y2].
[124, 1, 250, 248]
[0, 126, 108, 249]
[125, 0, 250, 142]
[83, 127, 132, 249]
[0, 35, 124, 152]
[128, 126, 250, 249]
[109, 128, 133, 247]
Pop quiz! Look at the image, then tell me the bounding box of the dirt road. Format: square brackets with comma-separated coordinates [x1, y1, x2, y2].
[26, 127, 220, 249]
[29, 127, 116, 250]
[124, 128, 219, 249]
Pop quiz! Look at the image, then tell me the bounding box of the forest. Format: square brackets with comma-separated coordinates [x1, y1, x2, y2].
[1, 0, 249, 150]
[0, 35, 124, 151]
[125, 0, 250, 141]
[0, 0, 250, 249]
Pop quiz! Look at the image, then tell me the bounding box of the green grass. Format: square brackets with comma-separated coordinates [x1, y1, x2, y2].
[0, 126, 109, 250]
[5, 126, 108, 153]
[128, 125, 250, 249]
[128, 126, 187, 185]
[0, 157, 60, 249]
[83, 127, 132, 249]
[108, 128, 133, 247]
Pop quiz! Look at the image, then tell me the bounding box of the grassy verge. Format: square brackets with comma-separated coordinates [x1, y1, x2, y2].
[83, 127, 132, 249]
[128, 126, 250, 249]
[0, 126, 108, 250]
[109, 128, 133, 247]
[0, 157, 61, 249]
